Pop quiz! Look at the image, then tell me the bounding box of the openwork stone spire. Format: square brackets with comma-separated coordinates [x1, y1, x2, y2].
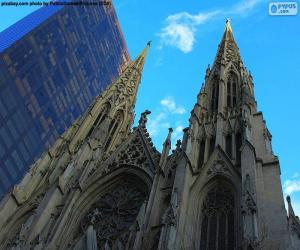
[213, 18, 242, 69]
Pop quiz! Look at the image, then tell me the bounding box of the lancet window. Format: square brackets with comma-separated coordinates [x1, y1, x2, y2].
[225, 134, 232, 158]
[211, 80, 219, 112]
[86, 103, 110, 138]
[200, 185, 235, 250]
[104, 110, 123, 151]
[198, 139, 206, 168]
[227, 74, 238, 108]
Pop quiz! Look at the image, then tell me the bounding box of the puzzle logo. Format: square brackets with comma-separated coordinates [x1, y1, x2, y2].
[269, 2, 298, 15]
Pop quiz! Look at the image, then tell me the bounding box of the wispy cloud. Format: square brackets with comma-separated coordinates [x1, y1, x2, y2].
[232, 0, 265, 14]
[171, 125, 184, 149]
[292, 172, 300, 179]
[158, 0, 267, 53]
[282, 173, 300, 216]
[147, 96, 186, 149]
[160, 96, 186, 114]
[147, 112, 170, 137]
[158, 11, 219, 53]
[291, 200, 300, 217]
[283, 179, 300, 196]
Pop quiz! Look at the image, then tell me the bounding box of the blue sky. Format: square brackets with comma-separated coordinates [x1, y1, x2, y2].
[0, 0, 300, 215]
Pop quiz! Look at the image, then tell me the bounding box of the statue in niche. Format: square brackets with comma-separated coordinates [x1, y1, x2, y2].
[242, 174, 258, 246]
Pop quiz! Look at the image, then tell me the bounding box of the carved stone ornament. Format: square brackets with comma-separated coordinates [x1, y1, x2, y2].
[243, 192, 257, 212]
[79, 180, 147, 248]
[103, 135, 155, 176]
[207, 159, 231, 177]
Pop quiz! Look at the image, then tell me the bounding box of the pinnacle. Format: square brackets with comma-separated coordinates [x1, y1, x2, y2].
[225, 18, 233, 33]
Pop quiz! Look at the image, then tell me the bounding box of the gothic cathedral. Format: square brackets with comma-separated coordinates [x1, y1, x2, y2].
[0, 21, 299, 250]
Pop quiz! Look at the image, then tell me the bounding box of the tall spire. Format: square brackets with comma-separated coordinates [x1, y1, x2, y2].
[69, 42, 150, 152]
[213, 19, 241, 69]
[225, 18, 233, 36]
[133, 40, 151, 73]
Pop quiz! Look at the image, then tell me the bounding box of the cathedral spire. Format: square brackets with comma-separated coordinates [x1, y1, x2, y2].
[212, 19, 241, 69]
[225, 18, 233, 36]
[133, 41, 151, 73]
[69, 42, 151, 152]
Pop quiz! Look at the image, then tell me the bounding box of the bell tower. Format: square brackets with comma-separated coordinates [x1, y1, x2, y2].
[171, 19, 291, 250]
[137, 20, 298, 250]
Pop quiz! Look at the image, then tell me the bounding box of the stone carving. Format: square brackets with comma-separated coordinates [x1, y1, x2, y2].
[80, 180, 147, 249]
[242, 175, 258, 244]
[104, 135, 155, 175]
[207, 159, 231, 177]
[225, 41, 240, 68]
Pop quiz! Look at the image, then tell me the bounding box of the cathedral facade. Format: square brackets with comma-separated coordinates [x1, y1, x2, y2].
[0, 21, 299, 250]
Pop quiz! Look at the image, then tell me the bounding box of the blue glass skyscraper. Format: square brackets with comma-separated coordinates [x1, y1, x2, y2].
[0, 2, 130, 196]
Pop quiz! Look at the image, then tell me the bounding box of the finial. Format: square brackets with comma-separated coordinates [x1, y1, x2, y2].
[163, 128, 173, 147]
[225, 18, 233, 32]
[147, 41, 152, 47]
[138, 110, 151, 128]
[176, 140, 182, 149]
[287, 195, 291, 203]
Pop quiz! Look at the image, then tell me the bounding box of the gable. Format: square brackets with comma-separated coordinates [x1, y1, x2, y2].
[190, 145, 241, 191]
[92, 127, 160, 182]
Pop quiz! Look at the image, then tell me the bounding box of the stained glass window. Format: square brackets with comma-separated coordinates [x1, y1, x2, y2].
[200, 185, 235, 250]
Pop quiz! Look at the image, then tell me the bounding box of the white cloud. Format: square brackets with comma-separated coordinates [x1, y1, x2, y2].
[160, 96, 186, 114]
[146, 97, 186, 151]
[158, 11, 219, 53]
[283, 179, 300, 195]
[292, 172, 300, 178]
[158, 0, 267, 53]
[171, 125, 184, 149]
[292, 200, 300, 217]
[147, 112, 168, 137]
[283, 173, 300, 216]
[232, 0, 265, 14]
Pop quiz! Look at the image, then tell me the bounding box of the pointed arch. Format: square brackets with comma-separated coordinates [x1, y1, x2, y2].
[210, 76, 219, 113]
[197, 138, 206, 169]
[86, 102, 111, 138]
[49, 166, 152, 249]
[77, 175, 147, 249]
[0, 200, 40, 248]
[226, 71, 239, 108]
[199, 179, 237, 250]
[104, 109, 124, 151]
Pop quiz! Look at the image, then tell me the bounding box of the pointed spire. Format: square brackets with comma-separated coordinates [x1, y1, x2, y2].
[225, 18, 233, 33]
[212, 18, 240, 68]
[69, 43, 150, 152]
[159, 128, 173, 170]
[163, 128, 173, 147]
[287, 195, 300, 237]
[287, 195, 296, 218]
[134, 41, 151, 72]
